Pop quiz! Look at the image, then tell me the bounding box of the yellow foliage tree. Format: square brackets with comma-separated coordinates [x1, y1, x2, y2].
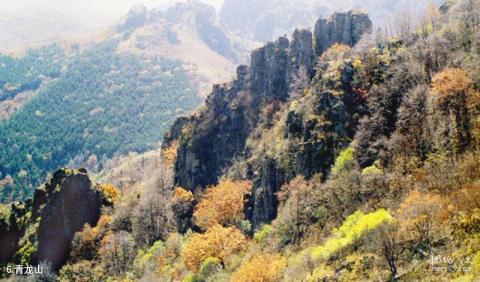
[182, 225, 248, 271]
[231, 253, 287, 282]
[173, 187, 194, 203]
[193, 180, 252, 230]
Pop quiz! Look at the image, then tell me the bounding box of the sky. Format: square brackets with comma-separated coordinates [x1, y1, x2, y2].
[1, 0, 226, 18]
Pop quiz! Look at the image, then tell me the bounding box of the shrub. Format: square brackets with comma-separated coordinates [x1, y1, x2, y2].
[193, 180, 252, 230]
[361, 160, 382, 176]
[71, 215, 111, 261]
[199, 257, 222, 278]
[182, 273, 202, 282]
[60, 260, 103, 282]
[182, 225, 248, 271]
[311, 209, 394, 260]
[231, 253, 287, 282]
[254, 224, 273, 243]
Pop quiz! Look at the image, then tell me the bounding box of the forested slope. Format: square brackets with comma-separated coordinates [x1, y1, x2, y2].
[0, 40, 199, 202]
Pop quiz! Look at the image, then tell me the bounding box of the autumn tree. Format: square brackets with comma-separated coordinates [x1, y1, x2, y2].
[274, 176, 320, 245]
[377, 225, 399, 279]
[396, 190, 447, 248]
[162, 141, 179, 168]
[430, 68, 475, 153]
[193, 180, 252, 230]
[231, 253, 287, 282]
[182, 225, 248, 271]
[99, 231, 136, 277]
[132, 182, 174, 248]
[172, 187, 195, 233]
[98, 183, 120, 205]
[456, 0, 480, 51]
[70, 215, 112, 261]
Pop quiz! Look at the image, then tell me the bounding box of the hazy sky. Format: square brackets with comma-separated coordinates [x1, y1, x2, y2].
[1, 0, 225, 18]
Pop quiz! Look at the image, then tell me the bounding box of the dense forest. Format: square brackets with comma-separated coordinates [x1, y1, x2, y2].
[0, 40, 199, 202]
[1, 0, 480, 281]
[0, 45, 65, 102]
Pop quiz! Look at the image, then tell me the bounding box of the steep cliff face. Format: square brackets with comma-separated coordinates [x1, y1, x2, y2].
[173, 65, 257, 190]
[166, 10, 372, 228]
[0, 168, 108, 270]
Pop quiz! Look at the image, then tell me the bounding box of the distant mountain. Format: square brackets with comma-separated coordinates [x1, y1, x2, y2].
[113, 1, 256, 95]
[220, 0, 443, 41]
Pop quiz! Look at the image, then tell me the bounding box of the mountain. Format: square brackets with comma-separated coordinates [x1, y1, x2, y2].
[2, 1, 480, 281]
[164, 9, 373, 227]
[220, 0, 443, 41]
[0, 1, 253, 202]
[114, 1, 256, 94]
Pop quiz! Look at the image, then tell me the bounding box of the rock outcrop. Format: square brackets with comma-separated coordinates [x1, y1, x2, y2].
[0, 168, 108, 270]
[166, 10, 372, 228]
[314, 10, 372, 55]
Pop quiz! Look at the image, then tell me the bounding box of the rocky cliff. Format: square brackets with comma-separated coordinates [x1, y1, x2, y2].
[0, 168, 110, 270]
[314, 10, 372, 55]
[164, 10, 372, 228]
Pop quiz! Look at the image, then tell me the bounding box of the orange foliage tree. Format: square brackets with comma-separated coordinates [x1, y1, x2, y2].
[182, 225, 248, 271]
[163, 141, 179, 168]
[172, 187, 195, 233]
[173, 187, 194, 203]
[71, 215, 112, 261]
[231, 253, 287, 282]
[396, 190, 448, 245]
[193, 180, 252, 230]
[98, 183, 120, 204]
[431, 68, 476, 152]
[431, 68, 473, 100]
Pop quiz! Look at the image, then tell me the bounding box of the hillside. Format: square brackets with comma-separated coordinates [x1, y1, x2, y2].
[0, 1, 248, 202]
[0, 39, 199, 202]
[1, 0, 480, 281]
